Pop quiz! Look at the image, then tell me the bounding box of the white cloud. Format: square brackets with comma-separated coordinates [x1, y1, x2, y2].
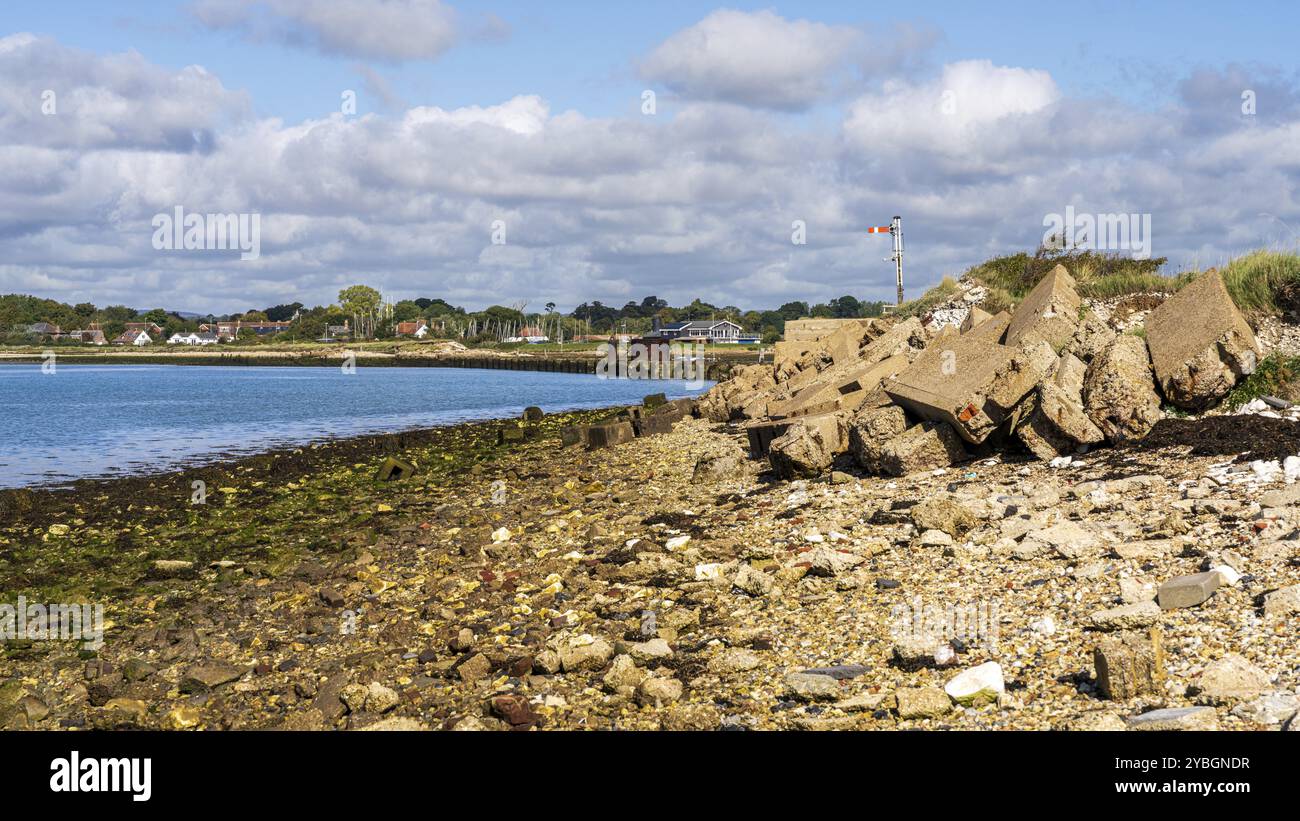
[3, 35, 1300, 316]
[844, 60, 1061, 166]
[192, 0, 459, 62]
[640, 9, 864, 110]
[0, 33, 248, 151]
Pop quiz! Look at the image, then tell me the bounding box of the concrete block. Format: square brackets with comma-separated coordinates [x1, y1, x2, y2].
[1146, 270, 1261, 410]
[1157, 571, 1221, 609]
[1004, 264, 1081, 350]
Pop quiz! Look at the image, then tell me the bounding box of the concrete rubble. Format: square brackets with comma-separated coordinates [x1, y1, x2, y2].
[697, 264, 1263, 478]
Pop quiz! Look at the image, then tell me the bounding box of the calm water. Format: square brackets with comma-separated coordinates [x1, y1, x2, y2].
[0, 364, 711, 489]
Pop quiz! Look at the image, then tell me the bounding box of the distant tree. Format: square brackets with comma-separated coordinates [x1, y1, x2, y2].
[391, 300, 422, 323]
[338, 285, 382, 339]
[240, 310, 269, 322]
[829, 295, 862, 318]
[777, 301, 809, 321]
[264, 302, 302, 322]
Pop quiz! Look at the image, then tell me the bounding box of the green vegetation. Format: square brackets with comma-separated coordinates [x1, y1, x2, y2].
[964, 248, 1172, 301]
[1223, 352, 1300, 408]
[896, 276, 960, 319]
[1211, 250, 1300, 315]
[902, 246, 1300, 320]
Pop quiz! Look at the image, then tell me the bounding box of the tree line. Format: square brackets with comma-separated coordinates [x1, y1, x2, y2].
[1, 288, 888, 346]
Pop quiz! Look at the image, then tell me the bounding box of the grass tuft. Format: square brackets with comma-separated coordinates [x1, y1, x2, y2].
[1223, 352, 1300, 408]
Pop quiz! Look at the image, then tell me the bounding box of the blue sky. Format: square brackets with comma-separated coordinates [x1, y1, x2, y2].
[1, 1, 1298, 313]
[12, 0, 1295, 122]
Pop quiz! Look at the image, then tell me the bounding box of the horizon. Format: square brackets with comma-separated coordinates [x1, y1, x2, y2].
[2, 1, 1299, 314]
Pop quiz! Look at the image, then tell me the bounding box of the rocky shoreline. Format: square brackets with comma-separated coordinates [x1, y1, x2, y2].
[3, 400, 1299, 731]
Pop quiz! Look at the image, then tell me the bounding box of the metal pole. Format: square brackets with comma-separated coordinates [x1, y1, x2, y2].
[892, 215, 904, 305]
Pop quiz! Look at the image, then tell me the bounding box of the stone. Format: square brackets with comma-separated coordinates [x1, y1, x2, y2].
[1093, 629, 1165, 699]
[1119, 578, 1156, 605]
[784, 672, 840, 701]
[559, 425, 589, 448]
[883, 334, 1018, 444]
[895, 686, 952, 720]
[603, 654, 647, 692]
[1022, 520, 1101, 559]
[960, 305, 992, 333]
[910, 496, 978, 538]
[1004, 265, 1082, 350]
[963, 310, 1012, 342]
[847, 401, 909, 473]
[1157, 571, 1220, 610]
[585, 420, 636, 450]
[943, 662, 1004, 706]
[1127, 706, 1219, 731]
[150, 559, 195, 578]
[1260, 486, 1300, 508]
[1072, 711, 1128, 731]
[876, 421, 968, 477]
[557, 635, 614, 672]
[1090, 600, 1161, 631]
[1083, 334, 1162, 443]
[768, 412, 848, 479]
[626, 638, 673, 663]
[892, 635, 945, 667]
[803, 546, 865, 577]
[490, 694, 539, 729]
[1230, 693, 1300, 725]
[692, 452, 745, 483]
[1193, 654, 1270, 704]
[374, 456, 416, 482]
[767, 353, 910, 420]
[358, 717, 426, 731]
[1146, 270, 1260, 410]
[986, 341, 1058, 417]
[707, 647, 762, 675]
[1262, 584, 1300, 617]
[179, 662, 244, 693]
[364, 682, 400, 714]
[522, 405, 545, 421]
[1015, 353, 1106, 458]
[732, 563, 774, 597]
[457, 653, 493, 682]
[636, 676, 683, 706]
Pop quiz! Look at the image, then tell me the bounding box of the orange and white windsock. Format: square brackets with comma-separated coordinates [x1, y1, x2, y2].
[866, 225, 892, 234]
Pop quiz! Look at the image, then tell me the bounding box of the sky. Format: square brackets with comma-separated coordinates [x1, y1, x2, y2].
[1, 0, 1299, 314]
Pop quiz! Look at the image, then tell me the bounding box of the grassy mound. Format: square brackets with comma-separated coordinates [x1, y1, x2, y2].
[900, 247, 1300, 319]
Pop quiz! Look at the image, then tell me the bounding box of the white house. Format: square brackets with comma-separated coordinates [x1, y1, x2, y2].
[113, 329, 153, 346]
[168, 332, 219, 346]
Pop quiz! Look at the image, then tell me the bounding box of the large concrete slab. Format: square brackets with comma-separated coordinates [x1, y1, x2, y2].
[882, 334, 1017, 443]
[766, 353, 910, 419]
[1004, 265, 1081, 350]
[1145, 270, 1261, 410]
[962, 310, 1011, 343]
[783, 318, 874, 344]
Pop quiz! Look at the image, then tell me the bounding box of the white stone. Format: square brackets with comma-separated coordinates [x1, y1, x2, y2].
[1210, 564, 1241, 586]
[665, 535, 691, 551]
[944, 661, 1005, 706]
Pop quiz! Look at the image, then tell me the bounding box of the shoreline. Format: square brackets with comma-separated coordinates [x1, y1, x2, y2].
[3, 408, 1298, 731]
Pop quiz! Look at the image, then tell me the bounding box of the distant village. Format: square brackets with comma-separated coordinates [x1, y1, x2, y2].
[4, 288, 887, 348]
[18, 317, 764, 347]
